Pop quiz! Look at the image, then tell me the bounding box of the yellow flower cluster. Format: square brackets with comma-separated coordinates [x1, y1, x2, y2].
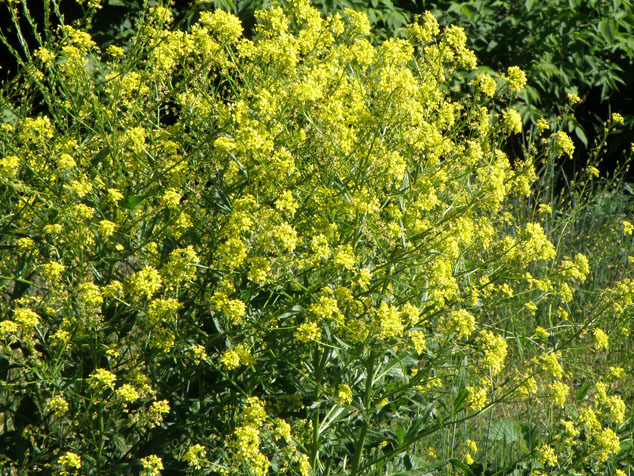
[377, 302, 403, 339]
[478, 330, 507, 376]
[445, 309, 475, 339]
[466, 386, 487, 411]
[537, 443, 557, 467]
[552, 131, 575, 158]
[1, 1, 629, 474]
[58, 452, 81, 469]
[593, 328, 609, 351]
[337, 384, 353, 404]
[140, 455, 163, 476]
[89, 368, 116, 391]
[183, 443, 207, 470]
[127, 266, 162, 300]
[233, 397, 270, 476]
[504, 66, 527, 92]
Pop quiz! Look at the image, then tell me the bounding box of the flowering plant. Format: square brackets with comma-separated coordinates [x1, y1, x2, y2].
[0, 1, 632, 475]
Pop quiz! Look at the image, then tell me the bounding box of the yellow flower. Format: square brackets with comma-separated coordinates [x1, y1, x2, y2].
[537, 443, 557, 467]
[107, 188, 124, 202]
[552, 131, 575, 159]
[560, 419, 579, 442]
[504, 66, 527, 92]
[58, 452, 81, 469]
[223, 299, 247, 324]
[334, 244, 356, 270]
[344, 8, 371, 36]
[536, 118, 550, 131]
[66, 178, 93, 197]
[183, 444, 207, 470]
[409, 330, 426, 354]
[106, 45, 124, 58]
[117, 383, 140, 403]
[48, 396, 69, 416]
[515, 374, 537, 397]
[90, 368, 116, 390]
[466, 439, 477, 453]
[295, 321, 321, 343]
[377, 302, 403, 339]
[337, 384, 353, 404]
[466, 386, 487, 411]
[612, 112, 624, 125]
[407, 11, 439, 43]
[607, 395, 626, 424]
[98, 219, 117, 237]
[34, 47, 56, 65]
[446, 309, 475, 339]
[127, 266, 162, 300]
[586, 165, 600, 177]
[42, 262, 65, 282]
[275, 190, 298, 216]
[0, 154, 21, 176]
[550, 381, 568, 406]
[298, 454, 311, 476]
[161, 188, 181, 208]
[609, 366, 625, 379]
[13, 308, 40, 328]
[149, 400, 170, 425]
[472, 73, 497, 97]
[501, 108, 522, 135]
[220, 349, 241, 370]
[199, 9, 243, 43]
[274, 418, 292, 441]
[567, 92, 581, 105]
[539, 352, 563, 379]
[243, 396, 267, 426]
[17, 237, 34, 250]
[248, 257, 270, 284]
[479, 330, 507, 376]
[593, 328, 609, 351]
[272, 223, 298, 253]
[595, 427, 620, 462]
[140, 455, 163, 476]
[535, 326, 549, 339]
[579, 407, 601, 433]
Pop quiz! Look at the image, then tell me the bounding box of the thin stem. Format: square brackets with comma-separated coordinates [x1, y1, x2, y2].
[309, 347, 330, 472]
[350, 351, 376, 476]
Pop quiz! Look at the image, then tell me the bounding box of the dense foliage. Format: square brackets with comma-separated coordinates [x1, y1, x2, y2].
[0, 1, 633, 476]
[207, 0, 634, 160]
[3, 0, 633, 153]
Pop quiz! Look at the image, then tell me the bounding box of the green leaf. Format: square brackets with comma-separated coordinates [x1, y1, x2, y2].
[489, 418, 524, 444]
[598, 19, 617, 45]
[450, 458, 475, 476]
[395, 422, 404, 444]
[90, 147, 110, 168]
[526, 0, 537, 12]
[123, 195, 143, 213]
[574, 125, 588, 148]
[576, 382, 592, 401]
[521, 423, 540, 451]
[453, 388, 469, 412]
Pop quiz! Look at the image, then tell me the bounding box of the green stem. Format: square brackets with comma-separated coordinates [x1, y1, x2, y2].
[310, 411, 320, 473]
[310, 347, 329, 472]
[350, 351, 376, 476]
[97, 407, 104, 475]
